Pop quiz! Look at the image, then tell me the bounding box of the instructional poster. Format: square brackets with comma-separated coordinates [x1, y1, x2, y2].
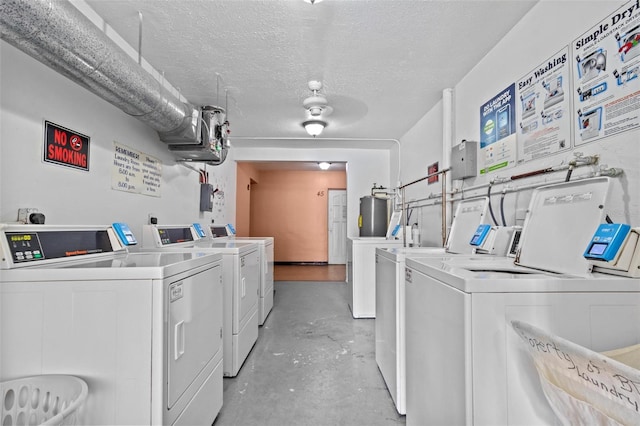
[572, 0, 640, 145]
[479, 83, 517, 174]
[112, 142, 162, 197]
[516, 47, 572, 163]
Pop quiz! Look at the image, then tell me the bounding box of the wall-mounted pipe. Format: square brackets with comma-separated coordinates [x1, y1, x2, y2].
[456, 153, 600, 195]
[398, 167, 451, 247]
[442, 88, 454, 240]
[405, 167, 623, 210]
[0, 0, 199, 143]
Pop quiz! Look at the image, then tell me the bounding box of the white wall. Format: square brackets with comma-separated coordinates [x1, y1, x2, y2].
[0, 41, 236, 239]
[232, 146, 391, 238]
[4, 0, 636, 248]
[401, 0, 640, 245]
[0, 0, 391, 245]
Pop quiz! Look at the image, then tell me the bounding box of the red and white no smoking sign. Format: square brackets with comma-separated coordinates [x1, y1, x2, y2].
[43, 121, 90, 171]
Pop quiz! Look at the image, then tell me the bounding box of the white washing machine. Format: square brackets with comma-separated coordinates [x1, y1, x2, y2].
[404, 177, 640, 425]
[347, 237, 403, 318]
[374, 197, 491, 415]
[0, 224, 224, 426]
[142, 225, 260, 377]
[204, 226, 275, 326]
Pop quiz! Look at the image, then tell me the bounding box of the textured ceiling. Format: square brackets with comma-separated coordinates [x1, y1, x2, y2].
[84, 0, 537, 152]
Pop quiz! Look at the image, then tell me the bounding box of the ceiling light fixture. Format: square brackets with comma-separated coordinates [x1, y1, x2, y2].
[303, 119, 327, 137]
[301, 80, 331, 136]
[318, 162, 331, 170]
[303, 0, 324, 4]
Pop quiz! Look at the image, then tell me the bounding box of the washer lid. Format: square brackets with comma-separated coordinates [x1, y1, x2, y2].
[446, 197, 489, 254]
[516, 177, 611, 276]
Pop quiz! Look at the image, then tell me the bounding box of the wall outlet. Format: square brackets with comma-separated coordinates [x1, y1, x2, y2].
[17, 208, 38, 224]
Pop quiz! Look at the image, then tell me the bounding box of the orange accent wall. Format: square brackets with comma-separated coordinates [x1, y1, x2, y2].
[249, 170, 346, 262]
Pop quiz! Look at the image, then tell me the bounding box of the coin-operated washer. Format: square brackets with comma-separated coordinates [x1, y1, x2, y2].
[142, 224, 261, 377]
[203, 224, 275, 326]
[403, 177, 640, 426]
[0, 224, 224, 426]
[584, 223, 640, 278]
[374, 196, 499, 415]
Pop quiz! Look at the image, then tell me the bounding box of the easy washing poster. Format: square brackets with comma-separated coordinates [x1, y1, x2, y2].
[478, 0, 639, 173]
[479, 83, 517, 174]
[572, 0, 640, 145]
[516, 47, 572, 164]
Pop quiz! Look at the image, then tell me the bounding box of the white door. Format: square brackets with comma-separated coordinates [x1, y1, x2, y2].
[328, 189, 347, 264]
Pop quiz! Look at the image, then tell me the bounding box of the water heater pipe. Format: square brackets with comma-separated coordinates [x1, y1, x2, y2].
[398, 167, 451, 247]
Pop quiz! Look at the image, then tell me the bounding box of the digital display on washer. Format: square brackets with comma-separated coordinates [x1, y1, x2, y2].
[210, 226, 229, 237]
[588, 243, 608, 256]
[157, 227, 194, 245]
[5, 230, 113, 263]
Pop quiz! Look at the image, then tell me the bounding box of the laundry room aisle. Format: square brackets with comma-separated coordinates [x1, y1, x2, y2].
[213, 281, 405, 426]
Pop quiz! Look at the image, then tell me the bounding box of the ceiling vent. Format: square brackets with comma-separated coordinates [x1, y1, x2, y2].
[168, 106, 230, 165]
[0, 0, 229, 164]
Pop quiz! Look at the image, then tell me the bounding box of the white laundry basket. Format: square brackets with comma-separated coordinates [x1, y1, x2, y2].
[1, 375, 88, 426]
[512, 320, 640, 426]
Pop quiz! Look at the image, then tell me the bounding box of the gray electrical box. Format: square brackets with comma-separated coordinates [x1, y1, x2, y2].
[200, 183, 213, 212]
[450, 140, 478, 180]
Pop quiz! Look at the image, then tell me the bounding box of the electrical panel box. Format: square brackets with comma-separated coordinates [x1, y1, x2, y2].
[450, 140, 478, 180]
[200, 183, 213, 212]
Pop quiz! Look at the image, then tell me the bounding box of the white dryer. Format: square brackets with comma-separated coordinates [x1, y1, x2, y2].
[404, 177, 640, 425]
[203, 226, 275, 326]
[227, 237, 274, 326]
[0, 224, 224, 426]
[142, 225, 260, 377]
[374, 196, 492, 415]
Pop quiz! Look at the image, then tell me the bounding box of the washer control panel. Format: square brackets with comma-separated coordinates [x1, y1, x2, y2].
[3, 229, 114, 265]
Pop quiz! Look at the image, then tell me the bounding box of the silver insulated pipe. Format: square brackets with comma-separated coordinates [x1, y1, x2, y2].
[0, 0, 199, 144]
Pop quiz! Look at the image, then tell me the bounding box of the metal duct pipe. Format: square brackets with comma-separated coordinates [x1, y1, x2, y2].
[0, 0, 199, 143]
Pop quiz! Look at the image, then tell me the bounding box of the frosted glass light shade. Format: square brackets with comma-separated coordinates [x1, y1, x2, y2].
[303, 120, 326, 137]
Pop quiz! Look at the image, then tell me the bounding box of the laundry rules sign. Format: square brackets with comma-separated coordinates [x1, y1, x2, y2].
[112, 141, 162, 197]
[43, 121, 90, 171]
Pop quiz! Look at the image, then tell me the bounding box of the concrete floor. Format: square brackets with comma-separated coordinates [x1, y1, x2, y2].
[213, 281, 406, 426]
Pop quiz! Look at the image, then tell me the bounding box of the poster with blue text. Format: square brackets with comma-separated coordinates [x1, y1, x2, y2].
[480, 83, 516, 174]
[516, 47, 572, 164]
[572, 0, 640, 145]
